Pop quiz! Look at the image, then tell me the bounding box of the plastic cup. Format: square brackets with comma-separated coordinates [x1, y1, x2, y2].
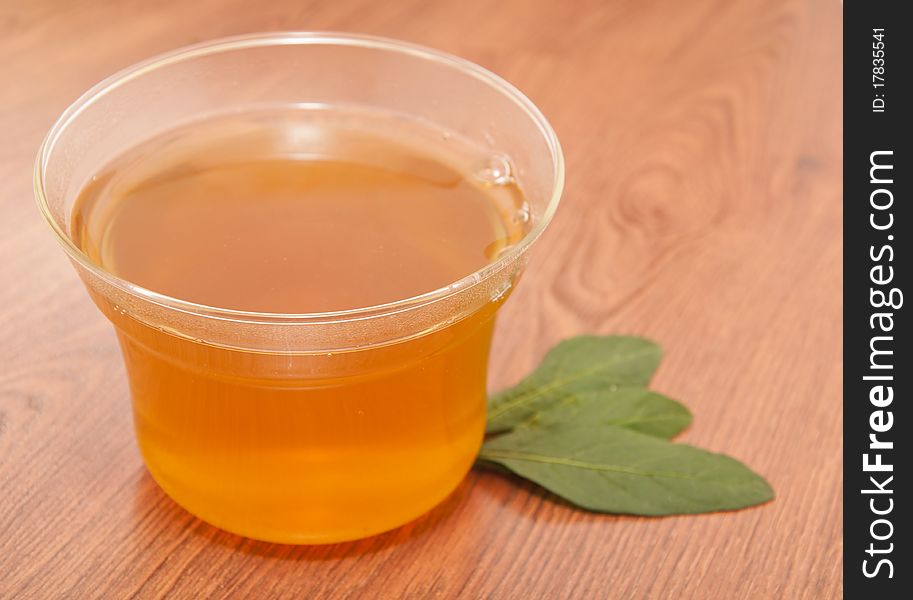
[35, 32, 563, 544]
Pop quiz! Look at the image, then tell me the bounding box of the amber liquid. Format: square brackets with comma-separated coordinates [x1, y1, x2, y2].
[71, 110, 527, 543]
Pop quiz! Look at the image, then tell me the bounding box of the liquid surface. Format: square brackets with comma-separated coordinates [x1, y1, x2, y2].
[73, 111, 525, 313]
[71, 110, 527, 543]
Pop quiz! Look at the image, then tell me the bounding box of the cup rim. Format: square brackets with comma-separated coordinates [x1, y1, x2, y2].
[34, 31, 564, 324]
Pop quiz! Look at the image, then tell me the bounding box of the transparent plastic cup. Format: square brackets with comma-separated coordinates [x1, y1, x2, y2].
[35, 32, 563, 544]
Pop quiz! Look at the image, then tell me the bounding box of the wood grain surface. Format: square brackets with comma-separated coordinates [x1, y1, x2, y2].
[0, 0, 842, 598]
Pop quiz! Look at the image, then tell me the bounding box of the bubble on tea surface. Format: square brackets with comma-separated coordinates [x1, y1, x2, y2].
[473, 154, 513, 186]
[513, 201, 531, 225]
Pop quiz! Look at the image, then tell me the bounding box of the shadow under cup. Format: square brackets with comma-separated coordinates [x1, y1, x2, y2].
[35, 33, 563, 544]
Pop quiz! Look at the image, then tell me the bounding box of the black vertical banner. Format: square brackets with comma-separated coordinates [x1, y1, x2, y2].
[844, 2, 909, 597]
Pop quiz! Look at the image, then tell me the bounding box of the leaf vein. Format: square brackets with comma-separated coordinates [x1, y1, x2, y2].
[478, 448, 755, 486]
[488, 347, 658, 421]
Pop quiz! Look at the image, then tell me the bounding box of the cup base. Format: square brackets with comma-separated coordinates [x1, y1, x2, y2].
[139, 454, 475, 545]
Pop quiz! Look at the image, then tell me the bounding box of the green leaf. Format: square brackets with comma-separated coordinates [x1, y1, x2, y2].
[478, 422, 774, 515]
[487, 336, 662, 433]
[526, 388, 692, 439]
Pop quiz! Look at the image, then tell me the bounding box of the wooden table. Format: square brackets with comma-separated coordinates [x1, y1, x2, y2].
[0, 0, 842, 597]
